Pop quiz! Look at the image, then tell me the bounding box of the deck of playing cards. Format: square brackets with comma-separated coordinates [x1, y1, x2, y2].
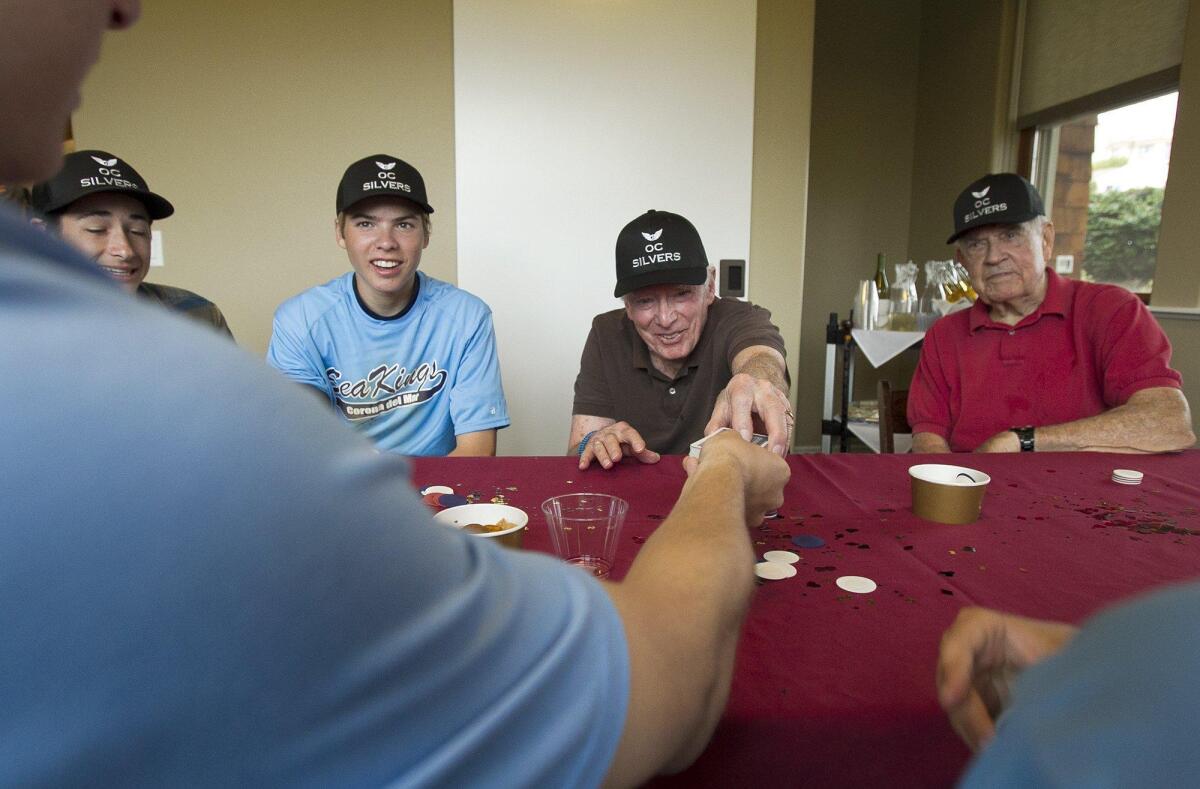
[689, 427, 770, 458]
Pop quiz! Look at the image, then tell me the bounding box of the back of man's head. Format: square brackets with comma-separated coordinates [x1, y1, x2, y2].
[0, 1, 139, 183]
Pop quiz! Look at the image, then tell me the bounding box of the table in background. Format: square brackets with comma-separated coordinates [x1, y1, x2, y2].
[411, 451, 1200, 788]
[820, 315, 924, 453]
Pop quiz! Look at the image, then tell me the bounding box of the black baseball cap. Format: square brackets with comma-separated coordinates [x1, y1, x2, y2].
[336, 154, 434, 215]
[614, 210, 709, 297]
[30, 150, 174, 219]
[947, 173, 1045, 243]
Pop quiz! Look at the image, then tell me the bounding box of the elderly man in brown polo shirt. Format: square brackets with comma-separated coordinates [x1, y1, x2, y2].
[569, 209, 792, 470]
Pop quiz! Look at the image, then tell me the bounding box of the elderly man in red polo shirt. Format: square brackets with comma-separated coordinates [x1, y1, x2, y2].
[908, 173, 1194, 454]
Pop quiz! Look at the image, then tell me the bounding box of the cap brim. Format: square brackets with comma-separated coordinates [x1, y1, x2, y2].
[42, 187, 174, 220]
[614, 265, 707, 298]
[139, 191, 174, 220]
[946, 208, 1039, 244]
[339, 193, 434, 216]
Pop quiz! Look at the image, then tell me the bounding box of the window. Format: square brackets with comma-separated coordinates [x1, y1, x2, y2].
[1028, 92, 1177, 294]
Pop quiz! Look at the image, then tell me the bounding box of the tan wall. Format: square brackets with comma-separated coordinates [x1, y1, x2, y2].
[797, 0, 922, 447]
[1159, 317, 1200, 436]
[74, 0, 458, 354]
[750, 0, 815, 432]
[1155, 0, 1200, 308]
[905, 0, 1016, 264]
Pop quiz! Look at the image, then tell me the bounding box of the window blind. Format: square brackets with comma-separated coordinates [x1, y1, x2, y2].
[1019, 0, 1187, 124]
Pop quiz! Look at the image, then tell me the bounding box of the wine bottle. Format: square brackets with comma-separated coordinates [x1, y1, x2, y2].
[874, 253, 889, 298]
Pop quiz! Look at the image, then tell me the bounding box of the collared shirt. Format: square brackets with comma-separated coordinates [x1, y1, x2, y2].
[908, 269, 1182, 451]
[138, 281, 234, 339]
[572, 298, 788, 454]
[0, 208, 627, 785]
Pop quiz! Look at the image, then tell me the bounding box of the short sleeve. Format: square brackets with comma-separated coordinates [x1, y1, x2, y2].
[205, 303, 235, 341]
[722, 303, 788, 370]
[1092, 290, 1183, 405]
[907, 325, 952, 439]
[266, 305, 331, 398]
[448, 307, 510, 435]
[572, 321, 615, 418]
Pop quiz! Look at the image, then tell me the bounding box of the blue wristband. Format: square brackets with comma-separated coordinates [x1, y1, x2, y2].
[577, 430, 597, 456]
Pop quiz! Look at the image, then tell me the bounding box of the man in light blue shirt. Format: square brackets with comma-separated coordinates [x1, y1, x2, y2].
[939, 585, 1200, 786]
[268, 155, 508, 456]
[1, 4, 791, 784]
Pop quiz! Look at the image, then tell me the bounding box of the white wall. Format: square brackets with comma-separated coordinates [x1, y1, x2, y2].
[454, 0, 759, 455]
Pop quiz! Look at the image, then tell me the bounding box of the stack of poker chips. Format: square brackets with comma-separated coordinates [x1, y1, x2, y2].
[1111, 469, 1144, 486]
[420, 485, 470, 510]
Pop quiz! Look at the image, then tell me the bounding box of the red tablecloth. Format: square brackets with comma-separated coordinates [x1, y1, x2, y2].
[411, 451, 1200, 787]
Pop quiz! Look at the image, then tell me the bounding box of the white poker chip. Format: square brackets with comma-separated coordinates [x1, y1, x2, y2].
[1111, 469, 1143, 484]
[763, 550, 800, 564]
[835, 575, 877, 594]
[421, 485, 456, 496]
[755, 561, 797, 580]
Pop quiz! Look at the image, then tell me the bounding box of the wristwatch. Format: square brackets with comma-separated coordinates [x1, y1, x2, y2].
[1011, 426, 1035, 452]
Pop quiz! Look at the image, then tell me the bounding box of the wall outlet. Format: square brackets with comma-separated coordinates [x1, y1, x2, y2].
[1055, 254, 1073, 274]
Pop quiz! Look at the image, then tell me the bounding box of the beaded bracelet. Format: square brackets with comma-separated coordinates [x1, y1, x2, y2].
[577, 430, 597, 456]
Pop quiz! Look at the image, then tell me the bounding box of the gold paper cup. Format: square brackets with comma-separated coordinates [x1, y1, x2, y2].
[909, 464, 991, 525]
[434, 503, 528, 548]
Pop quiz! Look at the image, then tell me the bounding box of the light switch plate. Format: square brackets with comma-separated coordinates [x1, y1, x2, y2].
[719, 258, 747, 299]
[1055, 254, 1073, 274]
[150, 229, 164, 268]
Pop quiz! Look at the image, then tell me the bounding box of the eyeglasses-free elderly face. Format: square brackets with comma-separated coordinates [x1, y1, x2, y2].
[955, 219, 1054, 308]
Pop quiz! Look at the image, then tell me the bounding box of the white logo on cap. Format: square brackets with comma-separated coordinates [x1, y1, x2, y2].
[971, 187, 990, 199]
[376, 161, 396, 171]
[642, 229, 663, 242]
[91, 156, 118, 167]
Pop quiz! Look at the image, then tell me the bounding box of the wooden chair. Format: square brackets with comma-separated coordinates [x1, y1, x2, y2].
[877, 379, 911, 454]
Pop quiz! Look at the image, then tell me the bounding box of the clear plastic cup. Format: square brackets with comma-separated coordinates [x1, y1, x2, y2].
[541, 493, 628, 579]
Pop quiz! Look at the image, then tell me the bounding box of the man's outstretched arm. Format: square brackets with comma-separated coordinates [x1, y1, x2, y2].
[601, 432, 789, 786]
[704, 345, 792, 455]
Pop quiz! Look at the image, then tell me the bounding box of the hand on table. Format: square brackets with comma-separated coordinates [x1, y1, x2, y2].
[578, 421, 661, 470]
[704, 373, 792, 456]
[936, 607, 1078, 752]
[974, 431, 1020, 453]
[682, 428, 789, 524]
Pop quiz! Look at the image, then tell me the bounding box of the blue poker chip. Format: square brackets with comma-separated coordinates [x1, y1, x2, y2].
[437, 493, 470, 508]
[792, 534, 825, 549]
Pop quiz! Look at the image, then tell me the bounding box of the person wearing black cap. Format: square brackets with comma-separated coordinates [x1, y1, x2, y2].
[267, 154, 509, 456]
[30, 149, 233, 338]
[908, 173, 1193, 454]
[569, 209, 792, 469]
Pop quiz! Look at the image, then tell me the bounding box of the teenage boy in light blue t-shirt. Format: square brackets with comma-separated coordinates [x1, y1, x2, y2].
[268, 155, 509, 456]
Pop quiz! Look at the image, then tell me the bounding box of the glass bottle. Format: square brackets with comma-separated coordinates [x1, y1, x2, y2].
[953, 261, 978, 301]
[873, 253, 889, 298]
